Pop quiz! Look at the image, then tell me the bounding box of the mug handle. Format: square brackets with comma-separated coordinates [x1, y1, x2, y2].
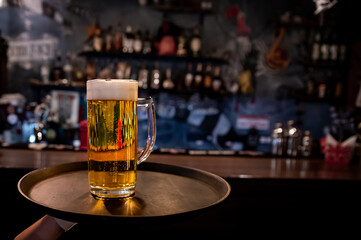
[137, 97, 156, 164]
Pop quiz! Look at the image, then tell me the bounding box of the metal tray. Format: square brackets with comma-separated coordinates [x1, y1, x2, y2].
[18, 161, 230, 224]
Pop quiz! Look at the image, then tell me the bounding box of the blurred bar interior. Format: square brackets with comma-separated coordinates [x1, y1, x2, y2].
[1, 0, 361, 157]
[1, 0, 361, 236]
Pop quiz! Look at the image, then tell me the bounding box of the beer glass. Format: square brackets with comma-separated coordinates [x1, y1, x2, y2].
[87, 79, 156, 199]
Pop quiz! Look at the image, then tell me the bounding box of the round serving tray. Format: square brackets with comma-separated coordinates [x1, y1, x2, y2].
[18, 161, 230, 224]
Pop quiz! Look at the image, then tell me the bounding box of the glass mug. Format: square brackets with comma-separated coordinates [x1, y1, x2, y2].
[87, 79, 156, 198]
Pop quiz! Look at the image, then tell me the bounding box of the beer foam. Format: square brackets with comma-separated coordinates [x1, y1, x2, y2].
[87, 79, 138, 101]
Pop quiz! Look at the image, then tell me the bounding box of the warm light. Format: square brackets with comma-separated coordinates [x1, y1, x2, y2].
[0, 0, 4, 7]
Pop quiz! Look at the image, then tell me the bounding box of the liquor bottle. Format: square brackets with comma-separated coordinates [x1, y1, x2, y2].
[184, 63, 193, 91]
[151, 62, 161, 89]
[63, 53, 73, 84]
[105, 25, 113, 52]
[176, 34, 187, 57]
[311, 30, 321, 62]
[212, 66, 222, 92]
[190, 25, 201, 57]
[93, 29, 103, 52]
[142, 30, 152, 55]
[113, 22, 122, 52]
[334, 74, 343, 98]
[162, 68, 174, 89]
[203, 63, 212, 90]
[339, 36, 347, 62]
[306, 68, 315, 97]
[193, 62, 203, 90]
[138, 63, 149, 89]
[52, 52, 64, 81]
[320, 29, 330, 62]
[134, 30, 143, 54]
[86, 60, 96, 80]
[329, 32, 338, 62]
[317, 77, 326, 99]
[115, 62, 126, 79]
[40, 59, 50, 84]
[122, 25, 134, 53]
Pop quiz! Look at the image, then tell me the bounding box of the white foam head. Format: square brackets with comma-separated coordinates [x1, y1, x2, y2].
[87, 79, 138, 101]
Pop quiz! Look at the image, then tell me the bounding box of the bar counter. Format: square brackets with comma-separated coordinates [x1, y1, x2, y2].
[2, 148, 361, 237]
[1, 148, 361, 180]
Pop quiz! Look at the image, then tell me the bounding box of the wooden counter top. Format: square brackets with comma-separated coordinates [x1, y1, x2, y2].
[1, 148, 361, 180]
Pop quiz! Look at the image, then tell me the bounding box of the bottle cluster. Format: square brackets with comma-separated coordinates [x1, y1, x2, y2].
[85, 17, 203, 58]
[271, 120, 313, 157]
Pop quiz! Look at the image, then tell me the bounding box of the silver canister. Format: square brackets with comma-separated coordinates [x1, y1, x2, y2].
[301, 130, 313, 157]
[271, 122, 284, 156]
[287, 120, 302, 157]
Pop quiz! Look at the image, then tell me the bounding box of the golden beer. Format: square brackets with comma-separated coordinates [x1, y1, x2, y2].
[88, 99, 137, 198]
[87, 79, 144, 198]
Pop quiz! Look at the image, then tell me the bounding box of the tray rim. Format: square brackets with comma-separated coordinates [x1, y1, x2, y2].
[18, 161, 231, 223]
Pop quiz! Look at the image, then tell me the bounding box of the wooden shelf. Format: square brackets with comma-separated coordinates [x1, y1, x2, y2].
[78, 51, 228, 64]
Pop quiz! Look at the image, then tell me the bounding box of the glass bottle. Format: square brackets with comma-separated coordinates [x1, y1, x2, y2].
[138, 63, 149, 89]
[52, 52, 64, 82]
[212, 66, 222, 92]
[151, 62, 161, 89]
[193, 62, 203, 90]
[134, 30, 143, 54]
[190, 25, 201, 57]
[203, 62, 212, 90]
[113, 22, 122, 52]
[184, 63, 193, 91]
[123, 25, 134, 53]
[162, 68, 174, 89]
[142, 30, 152, 55]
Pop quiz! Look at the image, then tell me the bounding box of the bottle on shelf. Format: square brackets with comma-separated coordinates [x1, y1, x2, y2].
[151, 62, 161, 89]
[339, 36, 347, 62]
[320, 28, 330, 62]
[212, 66, 223, 92]
[176, 34, 187, 57]
[105, 25, 114, 52]
[184, 63, 193, 91]
[52, 52, 64, 81]
[193, 62, 203, 90]
[142, 30, 152, 55]
[306, 68, 315, 97]
[115, 62, 126, 79]
[40, 58, 50, 84]
[190, 25, 201, 57]
[329, 32, 339, 62]
[134, 30, 143, 54]
[86, 60, 96, 80]
[93, 29, 103, 52]
[113, 22, 123, 52]
[63, 53, 73, 84]
[138, 63, 149, 89]
[311, 30, 321, 62]
[122, 25, 134, 53]
[162, 68, 175, 89]
[203, 62, 213, 90]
